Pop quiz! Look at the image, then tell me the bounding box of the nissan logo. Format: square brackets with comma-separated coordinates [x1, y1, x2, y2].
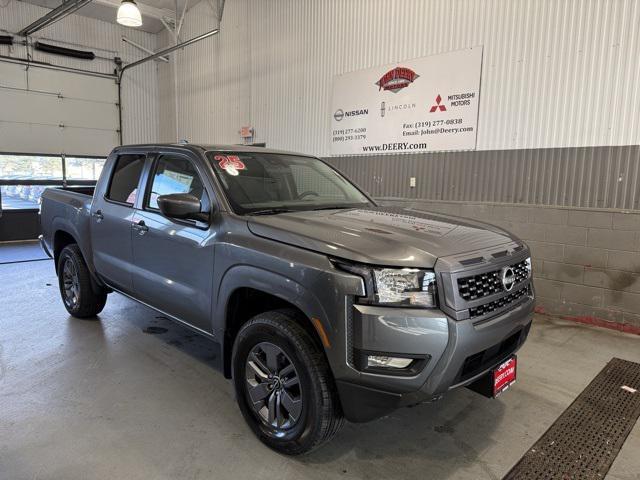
[501, 267, 516, 292]
[334, 109, 344, 121]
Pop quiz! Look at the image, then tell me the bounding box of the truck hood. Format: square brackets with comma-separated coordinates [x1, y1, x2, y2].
[247, 206, 519, 268]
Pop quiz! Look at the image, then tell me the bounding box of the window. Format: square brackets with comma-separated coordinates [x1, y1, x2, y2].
[0, 185, 48, 210]
[64, 157, 106, 181]
[147, 155, 208, 210]
[207, 152, 371, 214]
[290, 164, 347, 201]
[0, 154, 104, 210]
[106, 154, 145, 205]
[0, 155, 63, 180]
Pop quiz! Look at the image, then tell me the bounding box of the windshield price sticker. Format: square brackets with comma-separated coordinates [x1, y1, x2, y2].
[215, 155, 246, 176]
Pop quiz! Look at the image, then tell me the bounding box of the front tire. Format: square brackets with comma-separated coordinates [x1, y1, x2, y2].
[57, 244, 107, 318]
[232, 310, 344, 455]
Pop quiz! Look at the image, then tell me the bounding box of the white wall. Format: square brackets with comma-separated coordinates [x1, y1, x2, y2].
[159, 0, 640, 156]
[158, 0, 249, 144]
[0, 0, 160, 150]
[4, 0, 639, 157]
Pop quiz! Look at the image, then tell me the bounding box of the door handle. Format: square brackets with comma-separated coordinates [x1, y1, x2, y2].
[132, 220, 149, 235]
[92, 210, 103, 222]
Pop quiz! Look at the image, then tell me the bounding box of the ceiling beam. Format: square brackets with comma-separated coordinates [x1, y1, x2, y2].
[18, 0, 94, 37]
[206, 0, 225, 23]
[121, 28, 218, 74]
[122, 36, 169, 62]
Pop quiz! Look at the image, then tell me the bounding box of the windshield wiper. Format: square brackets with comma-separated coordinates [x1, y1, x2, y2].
[311, 206, 354, 211]
[249, 205, 356, 215]
[248, 208, 296, 216]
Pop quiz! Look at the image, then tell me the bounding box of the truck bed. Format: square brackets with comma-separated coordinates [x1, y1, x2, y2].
[40, 186, 96, 266]
[57, 185, 96, 197]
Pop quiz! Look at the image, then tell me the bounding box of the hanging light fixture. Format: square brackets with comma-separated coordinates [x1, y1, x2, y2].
[117, 0, 143, 27]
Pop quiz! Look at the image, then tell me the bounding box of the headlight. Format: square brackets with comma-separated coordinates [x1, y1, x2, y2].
[333, 260, 437, 308]
[373, 268, 436, 308]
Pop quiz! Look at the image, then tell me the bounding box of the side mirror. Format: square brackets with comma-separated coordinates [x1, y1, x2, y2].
[157, 193, 205, 221]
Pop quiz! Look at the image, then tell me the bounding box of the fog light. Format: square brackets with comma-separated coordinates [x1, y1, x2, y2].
[367, 355, 413, 369]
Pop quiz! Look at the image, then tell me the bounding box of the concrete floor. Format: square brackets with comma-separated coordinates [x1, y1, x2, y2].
[1, 260, 639, 480]
[0, 240, 50, 264]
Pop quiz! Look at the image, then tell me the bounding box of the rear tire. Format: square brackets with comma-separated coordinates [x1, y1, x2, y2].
[232, 310, 344, 455]
[57, 244, 107, 318]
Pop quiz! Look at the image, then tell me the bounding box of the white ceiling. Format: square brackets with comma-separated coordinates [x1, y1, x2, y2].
[19, 0, 200, 34]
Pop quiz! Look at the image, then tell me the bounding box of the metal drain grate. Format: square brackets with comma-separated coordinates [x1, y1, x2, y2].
[504, 357, 640, 480]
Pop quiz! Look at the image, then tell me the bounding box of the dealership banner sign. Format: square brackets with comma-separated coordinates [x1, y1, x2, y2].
[330, 47, 483, 156]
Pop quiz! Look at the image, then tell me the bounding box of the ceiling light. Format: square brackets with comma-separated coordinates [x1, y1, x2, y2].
[117, 0, 142, 27]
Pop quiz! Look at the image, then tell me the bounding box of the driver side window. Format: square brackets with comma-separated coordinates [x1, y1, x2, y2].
[146, 154, 209, 211]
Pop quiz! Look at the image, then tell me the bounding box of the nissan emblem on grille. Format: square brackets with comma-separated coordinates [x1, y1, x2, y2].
[501, 266, 516, 292]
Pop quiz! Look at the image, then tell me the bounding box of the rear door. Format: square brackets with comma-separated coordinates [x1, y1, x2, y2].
[91, 152, 147, 292]
[130, 150, 216, 332]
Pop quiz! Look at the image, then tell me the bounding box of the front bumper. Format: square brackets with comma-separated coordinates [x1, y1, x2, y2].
[336, 294, 534, 422]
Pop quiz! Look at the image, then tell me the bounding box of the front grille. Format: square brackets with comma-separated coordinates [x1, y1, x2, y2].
[469, 285, 530, 318]
[457, 258, 529, 301]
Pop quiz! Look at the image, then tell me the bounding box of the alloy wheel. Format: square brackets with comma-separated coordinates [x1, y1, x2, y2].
[62, 258, 80, 309]
[245, 342, 303, 430]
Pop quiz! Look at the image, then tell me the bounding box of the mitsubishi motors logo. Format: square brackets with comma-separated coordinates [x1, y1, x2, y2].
[429, 94, 447, 112]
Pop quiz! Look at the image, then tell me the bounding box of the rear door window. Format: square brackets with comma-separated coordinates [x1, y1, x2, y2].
[106, 154, 146, 205]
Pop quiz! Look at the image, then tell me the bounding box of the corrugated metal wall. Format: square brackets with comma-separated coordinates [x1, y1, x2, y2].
[0, 1, 160, 148]
[159, 0, 640, 211]
[165, 0, 640, 154]
[330, 145, 640, 210]
[158, 0, 250, 144]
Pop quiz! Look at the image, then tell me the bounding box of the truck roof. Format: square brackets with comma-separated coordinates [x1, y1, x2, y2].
[113, 143, 314, 157]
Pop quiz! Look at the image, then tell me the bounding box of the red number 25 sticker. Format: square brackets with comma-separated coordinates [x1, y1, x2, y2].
[215, 155, 246, 176]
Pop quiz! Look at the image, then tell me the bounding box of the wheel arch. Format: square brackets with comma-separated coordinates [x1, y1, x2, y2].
[216, 266, 332, 379]
[53, 229, 78, 273]
[52, 226, 107, 293]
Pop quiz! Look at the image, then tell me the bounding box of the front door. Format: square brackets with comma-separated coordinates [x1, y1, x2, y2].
[91, 153, 146, 292]
[130, 151, 216, 333]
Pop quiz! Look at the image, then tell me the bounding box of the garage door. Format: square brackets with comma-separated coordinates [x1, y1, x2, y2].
[0, 61, 119, 157]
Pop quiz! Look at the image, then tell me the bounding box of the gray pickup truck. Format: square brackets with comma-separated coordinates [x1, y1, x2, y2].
[40, 143, 534, 454]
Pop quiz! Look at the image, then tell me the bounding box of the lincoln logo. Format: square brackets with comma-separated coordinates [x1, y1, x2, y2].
[375, 67, 419, 93]
[501, 267, 516, 291]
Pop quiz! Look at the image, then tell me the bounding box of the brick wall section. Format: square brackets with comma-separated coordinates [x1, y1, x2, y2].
[379, 199, 640, 332]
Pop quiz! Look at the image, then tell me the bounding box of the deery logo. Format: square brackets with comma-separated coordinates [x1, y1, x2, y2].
[375, 67, 419, 93]
[429, 94, 447, 112]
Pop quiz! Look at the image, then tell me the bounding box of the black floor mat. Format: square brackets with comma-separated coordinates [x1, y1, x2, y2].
[504, 358, 640, 479]
[0, 241, 51, 264]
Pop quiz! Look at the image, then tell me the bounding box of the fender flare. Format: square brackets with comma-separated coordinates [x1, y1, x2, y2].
[215, 264, 332, 376]
[51, 217, 103, 290]
[51, 218, 88, 262]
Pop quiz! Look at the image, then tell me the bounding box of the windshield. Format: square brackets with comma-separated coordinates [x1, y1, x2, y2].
[207, 151, 372, 214]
